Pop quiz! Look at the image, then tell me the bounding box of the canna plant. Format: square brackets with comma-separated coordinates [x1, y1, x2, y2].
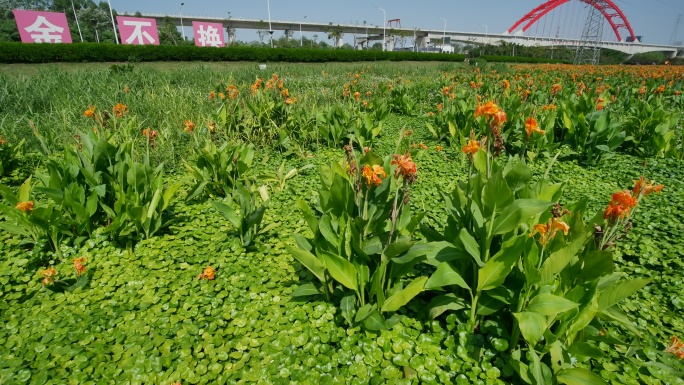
[0, 177, 66, 257]
[622, 98, 681, 157]
[212, 181, 273, 247]
[288, 132, 428, 330]
[34, 130, 122, 238]
[0, 136, 24, 177]
[184, 136, 255, 201]
[105, 150, 181, 243]
[419, 103, 657, 384]
[559, 106, 626, 166]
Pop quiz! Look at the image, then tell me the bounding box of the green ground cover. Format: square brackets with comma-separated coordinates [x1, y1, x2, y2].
[0, 62, 683, 384]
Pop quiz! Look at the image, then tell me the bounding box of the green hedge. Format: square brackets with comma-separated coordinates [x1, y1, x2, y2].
[480, 55, 569, 64]
[0, 42, 571, 65]
[0, 42, 469, 63]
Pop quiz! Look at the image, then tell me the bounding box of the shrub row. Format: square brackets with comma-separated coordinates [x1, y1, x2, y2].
[480, 55, 569, 64]
[0, 42, 466, 63]
[0, 42, 569, 65]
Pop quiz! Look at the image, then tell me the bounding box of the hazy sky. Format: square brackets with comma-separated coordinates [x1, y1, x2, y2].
[105, 0, 684, 45]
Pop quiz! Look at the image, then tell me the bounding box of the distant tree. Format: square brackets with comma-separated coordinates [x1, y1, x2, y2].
[157, 15, 184, 45]
[371, 42, 382, 51]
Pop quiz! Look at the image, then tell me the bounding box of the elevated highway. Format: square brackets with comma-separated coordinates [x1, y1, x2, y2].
[142, 14, 684, 58]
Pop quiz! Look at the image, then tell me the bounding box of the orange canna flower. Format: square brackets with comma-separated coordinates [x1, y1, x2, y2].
[436, 103, 443, 112]
[142, 128, 159, 140]
[492, 109, 507, 128]
[218, 92, 226, 100]
[632, 176, 664, 197]
[435, 145, 442, 152]
[530, 223, 550, 246]
[551, 83, 562, 95]
[353, 91, 361, 102]
[112, 103, 128, 118]
[281, 88, 289, 98]
[226, 85, 239, 99]
[16, 201, 34, 213]
[198, 266, 215, 280]
[525, 117, 545, 138]
[442, 86, 450, 95]
[419, 143, 428, 150]
[0, 136, 6, 145]
[209, 91, 216, 100]
[391, 153, 417, 179]
[83, 106, 96, 118]
[462, 132, 480, 156]
[552, 219, 570, 235]
[530, 218, 569, 246]
[612, 190, 638, 210]
[362, 164, 386, 187]
[73, 257, 86, 276]
[184, 120, 195, 133]
[603, 190, 638, 221]
[665, 336, 684, 360]
[285, 97, 297, 106]
[41, 267, 57, 285]
[208, 122, 216, 133]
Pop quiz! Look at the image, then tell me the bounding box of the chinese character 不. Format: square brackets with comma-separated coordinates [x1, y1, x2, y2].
[123, 20, 156, 44]
[24, 16, 64, 43]
[197, 25, 223, 47]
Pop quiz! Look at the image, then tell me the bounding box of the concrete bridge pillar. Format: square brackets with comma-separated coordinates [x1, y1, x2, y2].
[227, 27, 236, 45]
[335, 33, 345, 48]
[415, 35, 429, 50]
[386, 35, 395, 51]
[284, 29, 294, 40]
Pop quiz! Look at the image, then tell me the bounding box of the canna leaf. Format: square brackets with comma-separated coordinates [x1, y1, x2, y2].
[381, 276, 428, 312]
[425, 262, 470, 290]
[321, 252, 358, 291]
[491, 199, 553, 235]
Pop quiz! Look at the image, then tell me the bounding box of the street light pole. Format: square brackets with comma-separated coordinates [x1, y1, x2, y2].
[376, 7, 386, 51]
[107, 0, 118, 44]
[180, 3, 185, 41]
[440, 17, 446, 51]
[300, 15, 306, 47]
[70, 0, 83, 42]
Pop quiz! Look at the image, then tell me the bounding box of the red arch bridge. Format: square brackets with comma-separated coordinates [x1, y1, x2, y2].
[142, 1, 683, 58]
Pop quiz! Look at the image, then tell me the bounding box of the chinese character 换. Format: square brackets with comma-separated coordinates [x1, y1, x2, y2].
[123, 20, 156, 44]
[197, 25, 223, 47]
[24, 16, 64, 43]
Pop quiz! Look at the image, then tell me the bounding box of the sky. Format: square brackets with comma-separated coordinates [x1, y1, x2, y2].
[106, 0, 684, 45]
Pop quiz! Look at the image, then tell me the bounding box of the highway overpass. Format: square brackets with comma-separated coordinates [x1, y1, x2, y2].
[142, 13, 684, 58]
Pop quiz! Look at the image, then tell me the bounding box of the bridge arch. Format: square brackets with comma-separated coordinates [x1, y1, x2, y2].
[507, 0, 637, 42]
